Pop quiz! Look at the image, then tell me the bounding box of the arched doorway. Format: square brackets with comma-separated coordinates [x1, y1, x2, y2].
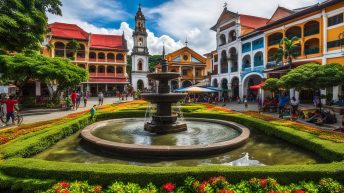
[212, 79, 218, 87]
[231, 77, 239, 99]
[137, 80, 144, 91]
[182, 80, 192, 88]
[243, 74, 263, 101]
[221, 78, 228, 100]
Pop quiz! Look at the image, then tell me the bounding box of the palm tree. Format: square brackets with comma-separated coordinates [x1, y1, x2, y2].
[276, 37, 300, 70]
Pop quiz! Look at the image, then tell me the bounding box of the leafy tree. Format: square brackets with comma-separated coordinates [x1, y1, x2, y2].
[276, 37, 300, 68]
[0, 0, 62, 52]
[0, 53, 87, 101]
[262, 78, 281, 98]
[149, 55, 161, 72]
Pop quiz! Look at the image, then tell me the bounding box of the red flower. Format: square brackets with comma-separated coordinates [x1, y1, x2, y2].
[268, 191, 276, 193]
[62, 190, 70, 193]
[260, 179, 267, 187]
[94, 185, 102, 193]
[199, 181, 208, 189]
[58, 181, 69, 188]
[162, 182, 175, 192]
[294, 190, 306, 193]
[218, 189, 233, 193]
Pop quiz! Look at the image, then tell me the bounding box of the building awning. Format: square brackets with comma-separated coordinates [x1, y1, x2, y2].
[263, 61, 320, 74]
[249, 82, 265, 90]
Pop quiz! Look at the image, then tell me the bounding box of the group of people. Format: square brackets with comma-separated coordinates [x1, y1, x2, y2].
[65, 91, 90, 110]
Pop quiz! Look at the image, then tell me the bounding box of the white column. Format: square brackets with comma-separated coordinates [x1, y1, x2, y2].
[105, 84, 108, 92]
[321, 89, 326, 104]
[295, 90, 300, 101]
[86, 84, 90, 92]
[333, 86, 339, 101]
[227, 83, 232, 98]
[35, 81, 41, 96]
[239, 83, 244, 99]
[322, 10, 328, 55]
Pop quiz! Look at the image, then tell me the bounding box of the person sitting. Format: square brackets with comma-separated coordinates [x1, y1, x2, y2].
[306, 110, 323, 125]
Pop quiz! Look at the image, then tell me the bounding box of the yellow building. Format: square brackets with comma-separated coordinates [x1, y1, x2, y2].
[260, 0, 344, 100]
[43, 22, 129, 96]
[156, 46, 209, 89]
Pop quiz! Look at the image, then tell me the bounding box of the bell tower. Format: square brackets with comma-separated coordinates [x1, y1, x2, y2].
[131, 4, 149, 91]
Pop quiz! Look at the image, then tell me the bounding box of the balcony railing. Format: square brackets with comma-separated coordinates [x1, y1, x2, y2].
[220, 68, 228, 74]
[304, 29, 319, 37]
[89, 73, 125, 77]
[266, 61, 282, 69]
[304, 47, 320, 55]
[89, 58, 97, 62]
[286, 34, 301, 39]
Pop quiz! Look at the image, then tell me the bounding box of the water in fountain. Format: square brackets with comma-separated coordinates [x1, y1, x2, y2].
[175, 102, 184, 123]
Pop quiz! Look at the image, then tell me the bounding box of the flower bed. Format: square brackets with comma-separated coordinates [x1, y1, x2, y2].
[42, 177, 343, 193]
[0, 101, 146, 145]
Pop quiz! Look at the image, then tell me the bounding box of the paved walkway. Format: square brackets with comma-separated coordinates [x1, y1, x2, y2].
[222, 102, 342, 130]
[0, 97, 133, 128]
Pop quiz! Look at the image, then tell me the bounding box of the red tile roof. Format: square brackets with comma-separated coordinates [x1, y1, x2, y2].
[239, 14, 269, 29]
[49, 22, 88, 40]
[48, 22, 127, 51]
[90, 34, 127, 51]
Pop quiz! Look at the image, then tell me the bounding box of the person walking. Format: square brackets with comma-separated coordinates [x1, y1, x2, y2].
[98, 91, 104, 106]
[83, 94, 88, 107]
[76, 91, 81, 110]
[71, 90, 77, 110]
[243, 95, 248, 109]
[278, 92, 289, 118]
[90, 104, 97, 120]
[0, 95, 18, 125]
[290, 97, 299, 115]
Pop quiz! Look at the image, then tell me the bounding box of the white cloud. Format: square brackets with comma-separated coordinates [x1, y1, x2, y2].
[48, 0, 326, 55]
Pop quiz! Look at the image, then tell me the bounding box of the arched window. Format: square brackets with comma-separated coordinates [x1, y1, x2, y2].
[254, 52, 263, 67]
[219, 34, 226, 46]
[228, 30, 237, 43]
[98, 66, 105, 73]
[286, 26, 301, 39]
[138, 37, 143, 47]
[66, 42, 74, 58]
[107, 53, 115, 62]
[117, 66, 123, 74]
[212, 79, 218, 87]
[138, 60, 143, 71]
[304, 20, 320, 37]
[107, 66, 115, 73]
[54, 42, 65, 57]
[229, 47, 238, 72]
[89, 65, 96, 73]
[267, 48, 278, 62]
[116, 53, 124, 61]
[98, 52, 105, 61]
[268, 32, 283, 46]
[137, 80, 144, 91]
[242, 55, 251, 69]
[89, 52, 96, 61]
[304, 38, 320, 55]
[220, 50, 228, 74]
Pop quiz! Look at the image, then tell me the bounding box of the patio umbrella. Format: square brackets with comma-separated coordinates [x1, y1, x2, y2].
[206, 86, 223, 91]
[176, 86, 216, 93]
[249, 82, 265, 90]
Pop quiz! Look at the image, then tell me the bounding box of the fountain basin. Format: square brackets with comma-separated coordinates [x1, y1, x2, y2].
[141, 93, 187, 103]
[80, 118, 250, 157]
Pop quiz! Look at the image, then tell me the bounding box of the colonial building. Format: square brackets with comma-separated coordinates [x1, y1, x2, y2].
[210, 6, 269, 100]
[156, 46, 209, 90]
[131, 5, 150, 91]
[43, 22, 129, 96]
[259, 0, 344, 101]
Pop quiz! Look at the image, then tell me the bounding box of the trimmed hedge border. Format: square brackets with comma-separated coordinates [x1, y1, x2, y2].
[1, 108, 344, 191]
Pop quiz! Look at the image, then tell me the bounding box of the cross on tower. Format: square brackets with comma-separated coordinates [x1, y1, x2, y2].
[224, 1, 228, 9]
[185, 36, 188, 47]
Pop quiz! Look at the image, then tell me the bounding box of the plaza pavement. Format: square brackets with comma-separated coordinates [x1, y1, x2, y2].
[0, 97, 133, 128]
[1, 99, 341, 131]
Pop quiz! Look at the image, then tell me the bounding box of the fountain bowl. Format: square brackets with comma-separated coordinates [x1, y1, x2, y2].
[80, 118, 250, 157]
[147, 72, 181, 81]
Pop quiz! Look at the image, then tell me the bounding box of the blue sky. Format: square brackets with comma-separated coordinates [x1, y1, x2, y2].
[48, 0, 324, 54]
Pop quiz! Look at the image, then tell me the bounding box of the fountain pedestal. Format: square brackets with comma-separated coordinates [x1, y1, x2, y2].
[141, 48, 187, 134]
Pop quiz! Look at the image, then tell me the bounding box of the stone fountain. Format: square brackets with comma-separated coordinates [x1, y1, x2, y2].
[141, 46, 187, 134]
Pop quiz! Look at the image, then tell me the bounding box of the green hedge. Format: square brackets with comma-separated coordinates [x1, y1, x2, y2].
[1, 158, 344, 187]
[185, 112, 344, 162]
[1, 108, 344, 191]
